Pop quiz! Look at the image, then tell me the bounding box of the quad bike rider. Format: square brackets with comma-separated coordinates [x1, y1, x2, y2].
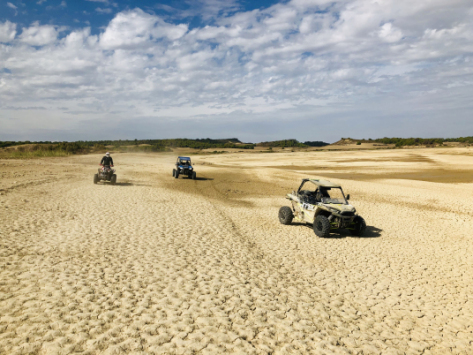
[279, 178, 366, 237]
[173, 156, 196, 179]
[94, 152, 117, 184]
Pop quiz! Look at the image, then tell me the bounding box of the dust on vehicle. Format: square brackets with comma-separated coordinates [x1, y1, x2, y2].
[279, 178, 366, 237]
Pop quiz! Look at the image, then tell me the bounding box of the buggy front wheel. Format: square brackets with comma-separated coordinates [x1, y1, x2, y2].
[174, 171, 179, 179]
[349, 216, 366, 236]
[313, 215, 330, 238]
[172, 169, 176, 177]
[192, 172, 196, 180]
[278, 206, 293, 225]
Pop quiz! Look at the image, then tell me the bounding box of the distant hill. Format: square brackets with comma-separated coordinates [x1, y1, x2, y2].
[331, 138, 359, 145]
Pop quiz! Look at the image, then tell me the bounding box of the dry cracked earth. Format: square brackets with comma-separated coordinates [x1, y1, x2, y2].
[1, 149, 473, 354]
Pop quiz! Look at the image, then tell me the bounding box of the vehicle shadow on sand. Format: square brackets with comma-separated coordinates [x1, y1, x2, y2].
[105, 182, 149, 187]
[178, 177, 213, 181]
[295, 223, 383, 239]
[195, 177, 213, 181]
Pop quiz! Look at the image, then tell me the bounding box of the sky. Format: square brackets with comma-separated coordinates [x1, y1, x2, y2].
[0, 0, 472, 143]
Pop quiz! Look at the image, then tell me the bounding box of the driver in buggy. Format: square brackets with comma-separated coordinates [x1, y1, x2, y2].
[315, 188, 331, 202]
[99, 152, 114, 178]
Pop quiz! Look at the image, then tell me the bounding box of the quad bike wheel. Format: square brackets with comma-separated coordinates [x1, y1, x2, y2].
[349, 216, 366, 236]
[278, 206, 293, 225]
[192, 171, 197, 180]
[110, 174, 117, 185]
[93, 174, 99, 184]
[313, 214, 331, 238]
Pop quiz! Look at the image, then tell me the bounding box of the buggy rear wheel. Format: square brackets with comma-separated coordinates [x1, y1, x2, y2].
[349, 216, 366, 236]
[278, 206, 293, 225]
[313, 215, 330, 238]
[93, 174, 99, 184]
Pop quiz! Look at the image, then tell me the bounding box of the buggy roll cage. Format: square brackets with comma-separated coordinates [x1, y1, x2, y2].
[177, 156, 192, 165]
[297, 179, 349, 203]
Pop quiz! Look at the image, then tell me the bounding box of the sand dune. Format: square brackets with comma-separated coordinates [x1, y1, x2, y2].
[1, 149, 472, 354]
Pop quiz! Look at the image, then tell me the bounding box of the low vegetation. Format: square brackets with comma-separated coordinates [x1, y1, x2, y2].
[0, 142, 88, 159]
[1, 136, 471, 159]
[342, 137, 473, 147]
[85, 138, 255, 150]
[258, 139, 329, 148]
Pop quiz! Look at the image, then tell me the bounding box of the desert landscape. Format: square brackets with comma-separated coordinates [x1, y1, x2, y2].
[1, 147, 473, 354]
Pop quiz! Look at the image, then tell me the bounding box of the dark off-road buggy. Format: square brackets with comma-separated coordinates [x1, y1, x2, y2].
[173, 156, 196, 180]
[279, 178, 366, 237]
[94, 166, 117, 185]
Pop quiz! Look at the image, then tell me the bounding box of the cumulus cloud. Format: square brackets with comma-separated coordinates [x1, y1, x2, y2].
[19, 22, 58, 46]
[99, 9, 188, 49]
[1, 0, 473, 141]
[0, 21, 17, 42]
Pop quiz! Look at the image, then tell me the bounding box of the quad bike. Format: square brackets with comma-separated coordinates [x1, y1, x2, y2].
[279, 178, 366, 237]
[173, 156, 197, 180]
[94, 165, 117, 185]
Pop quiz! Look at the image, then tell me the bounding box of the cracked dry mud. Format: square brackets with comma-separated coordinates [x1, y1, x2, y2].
[1, 149, 473, 354]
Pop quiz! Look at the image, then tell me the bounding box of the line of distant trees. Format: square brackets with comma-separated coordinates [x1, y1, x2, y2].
[0, 138, 255, 152]
[0, 141, 88, 153]
[353, 137, 473, 147]
[258, 139, 329, 148]
[2, 136, 472, 153]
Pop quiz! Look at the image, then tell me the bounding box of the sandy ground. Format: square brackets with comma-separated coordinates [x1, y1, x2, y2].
[1, 148, 473, 354]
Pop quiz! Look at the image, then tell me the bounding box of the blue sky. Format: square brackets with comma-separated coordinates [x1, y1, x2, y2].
[1, 0, 473, 142]
[1, 1, 279, 34]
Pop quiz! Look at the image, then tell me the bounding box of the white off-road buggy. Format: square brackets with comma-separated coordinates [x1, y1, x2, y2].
[279, 178, 366, 237]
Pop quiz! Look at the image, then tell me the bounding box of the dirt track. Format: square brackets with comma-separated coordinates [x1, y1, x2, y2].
[1, 149, 473, 354]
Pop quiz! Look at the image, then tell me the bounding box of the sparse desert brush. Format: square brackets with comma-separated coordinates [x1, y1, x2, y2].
[0, 142, 86, 159]
[0, 149, 71, 159]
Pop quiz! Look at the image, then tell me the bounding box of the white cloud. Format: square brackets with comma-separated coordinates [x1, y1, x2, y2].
[19, 22, 58, 46]
[99, 9, 187, 49]
[378, 23, 403, 43]
[0, 21, 17, 42]
[6, 2, 17, 10]
[1, 1, 473, 141]
[96, 7, 113, 14]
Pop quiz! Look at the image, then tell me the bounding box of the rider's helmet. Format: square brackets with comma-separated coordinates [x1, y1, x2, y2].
[105, 152, 110, 156]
